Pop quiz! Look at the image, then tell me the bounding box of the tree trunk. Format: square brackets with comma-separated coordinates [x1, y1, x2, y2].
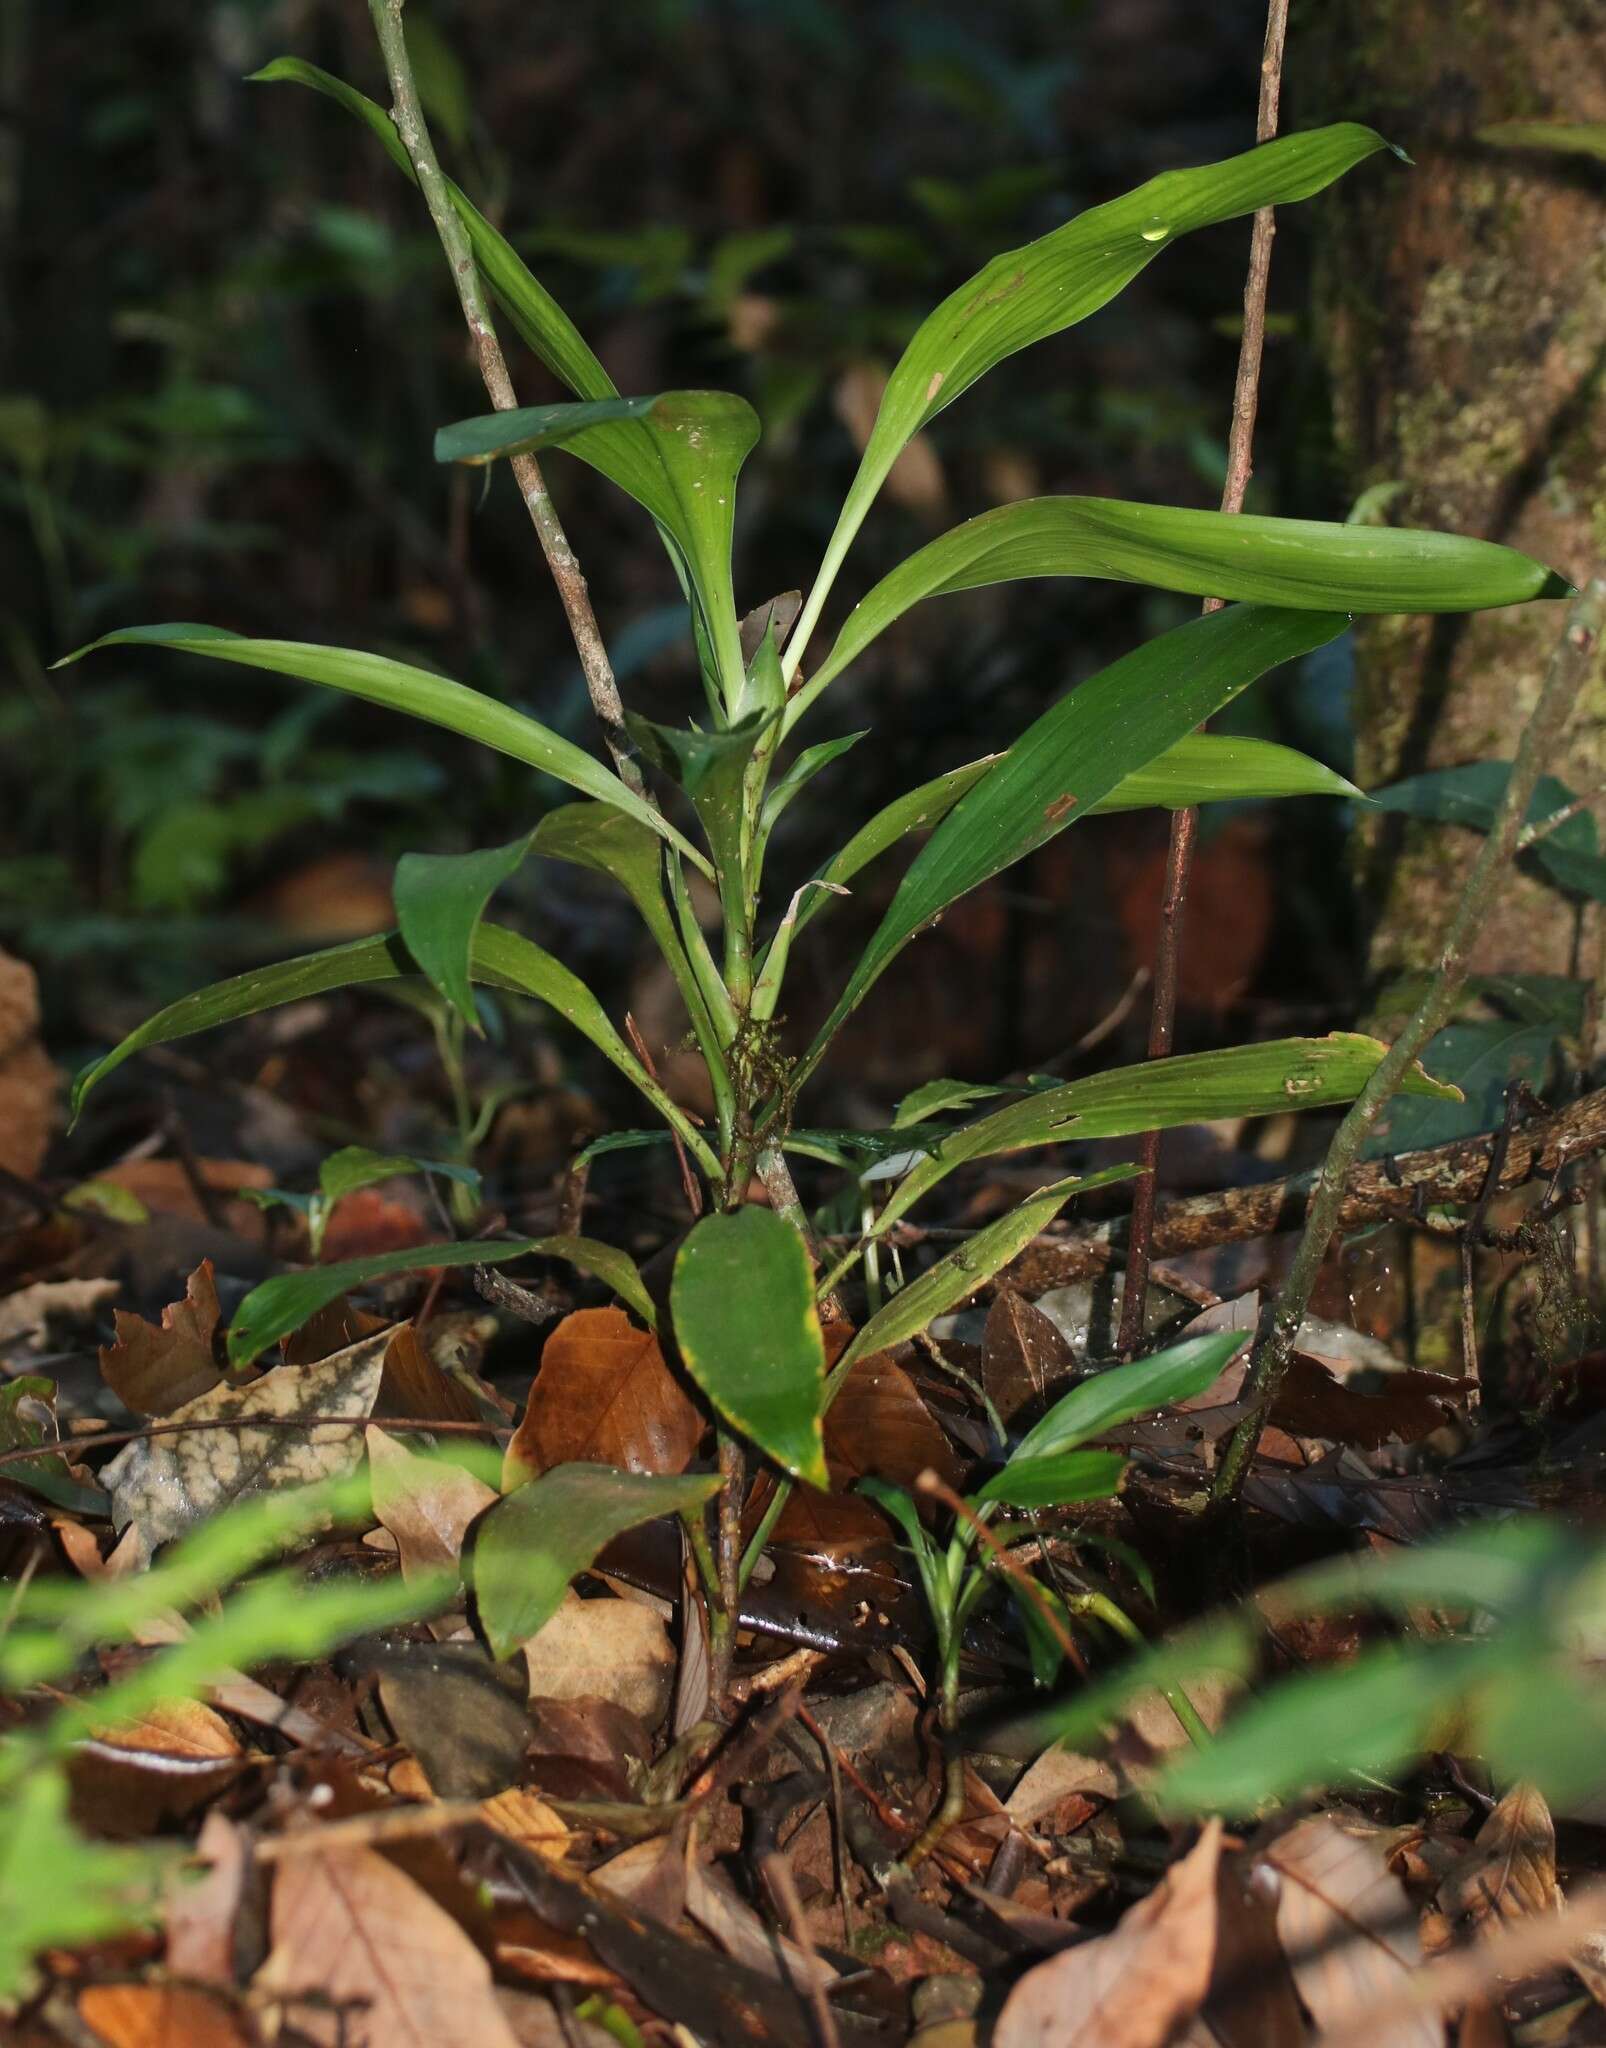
[1305, 0, 1606, 993]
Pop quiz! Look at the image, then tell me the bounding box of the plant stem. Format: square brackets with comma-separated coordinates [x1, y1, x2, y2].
[365, 0, 642, 797]
[709, 1427, 745, 1705]
[1117, 0, 1289, 1356]
[896, 1657, 967, 1872]
[1213, 579, 1606, 1507]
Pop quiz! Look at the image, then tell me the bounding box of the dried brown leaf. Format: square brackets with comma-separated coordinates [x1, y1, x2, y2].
[99, 1261, 225, 1416]
[102, 1330, 388, 1560]
[505, 1308, 703, 1484]
[479, 1788, 572, 1863]
[1264, 1814, 1443, 2047]
[262, 1844, 521, 2048]
[77, 1983, 250, 2048]
[164, 1810, 254, 1988]
[1442, 1782, 1560, 1939]
[381, 1321, 485, 1424]
[994, 1819, 1223, 2047]
[822, 1349, 963, 1492]
[984, 1289, 1079, 1428]
[521, 1588, 676, 1726]
[366, 1425, 496, 1579]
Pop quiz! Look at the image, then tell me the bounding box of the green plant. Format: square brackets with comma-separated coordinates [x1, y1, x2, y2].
[1011, 1515, 1606, 1820]
[0, 1474, 452, 2000]
[247, 1141, 483, 1252]
[56, 9, 1568, 1696]
[861, 1330, 1242, 1865]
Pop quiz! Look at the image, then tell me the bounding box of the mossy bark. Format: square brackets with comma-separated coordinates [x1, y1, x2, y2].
[1303, 0, 1606, 999]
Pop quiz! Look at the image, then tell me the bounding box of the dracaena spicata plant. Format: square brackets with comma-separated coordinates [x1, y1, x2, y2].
[56, 14, 1568, 1694]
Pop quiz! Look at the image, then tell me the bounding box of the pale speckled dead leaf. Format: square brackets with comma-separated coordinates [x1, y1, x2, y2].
[1264, 1814, 1443, 2048]
[994, 1819, 1222, 2047]
[521, 1588, 676, 1726]
[99, 1260, 224, 1415]
[103, 1331, 388, 1561]
[260, 1843, 521, 2048]
[1443, 1782, 1560, 1938]
[366, 1426, 496, 1580]
[0, 1276, 118, 1354]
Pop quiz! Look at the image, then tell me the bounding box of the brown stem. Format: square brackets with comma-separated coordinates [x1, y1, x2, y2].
[1213, 580, 1606, 1506]
[1118, 0, 1290, 1355]
[365, 0, 642, 794]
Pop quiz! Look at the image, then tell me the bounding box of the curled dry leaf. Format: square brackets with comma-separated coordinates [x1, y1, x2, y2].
[99, 1259, 224, 1416]
[1442, 1781, 1559, 1939]
[1263, 1814, 1443, 2048]
[77, 1983, 251, 2048]
[995, 1818, 1222, 2048]
[366, 1425, 496, 1580]
[261, 1843, 521, 2048]
[381, 1320, 486, 1425]
[522, 1588, 676, 1726]
[102, 1329, 388, 1561]
[504, 1307, 703, 1486]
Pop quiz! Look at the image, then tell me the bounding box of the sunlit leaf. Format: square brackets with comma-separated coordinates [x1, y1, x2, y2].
[1011, 1332, 1245, 1462]
[876, 1033, 1460, 1231]
[438, 393, 760, 707]
[53, 625, 706, 872]
[1088, 732, 1361, 812]
[972, 1447, 1127, 1508]
[394, 834, 533, 1028]
[802, 606, 1349, 1066]
[804, 497, 1566, 705]
[671, 1208, 828, 1488]
[475, 1463, 721, 1656]
[789, 124, 1392, 674]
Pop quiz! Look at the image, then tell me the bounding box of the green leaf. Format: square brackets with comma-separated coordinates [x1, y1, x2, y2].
[803, 606, 1350, 1068]
[805, 497, 1566, 703]
[53, 625, 707, 875]
[318, 1145, 479, 1207]
[0, 1379, 105, 1516]
[671, 1207, 828, 1488]
[1011, 1332, 1246, 1462]
[250, 59, 614, 403]
[835, 1171, 1131, 1376]
[1478, 121, 1606, 162]
[437, 393, 760, 708]
[972, 1447, 1127, 1509]
[69, 923, 719, 1180]
[475, 1463, 722, 1657]
[788, 124, 1392, 677]
[1361, 1020, 1557, 1158]
[1370, 763, 1606, 900]
[394, 834, 533, 1028]
[1086, 733, 1362, 812]
[517, 1235, 658, 1330]
[876, 1033, 1460, 1232]
[626, 709, 776, 883]
[893, 1078, 1013, 1128]
[759, 730, 869, 844]
[1158, 1643, 1476, 1813]
[226, 1240, 545, 1367]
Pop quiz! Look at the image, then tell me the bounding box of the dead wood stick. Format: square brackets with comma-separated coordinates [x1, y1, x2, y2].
[996, 1080, 1606, 1295]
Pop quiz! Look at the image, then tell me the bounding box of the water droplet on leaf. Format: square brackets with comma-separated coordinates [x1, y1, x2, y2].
[1139, 218, 1170, 242]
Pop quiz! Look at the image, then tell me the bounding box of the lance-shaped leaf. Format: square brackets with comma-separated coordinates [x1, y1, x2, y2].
[833, 1171, 1135, 1381]
[228, 1234, 657, 1367]
[531, 802, 731, 1052]
[972, 1448, 1127, 1510]
[251, 59, 614, 404]
[474, 1464, 723, 1657]
[394, 834, 533, 1028]
[875, 1033, 1460, 1233]
[625, 707, 777, 882]
[1089, 732, 1361, 812]
[801, 604, 1349, 1071]
[70, 923, 720, 1182]
[671, 1207, 828, 1488]
[437, 393, 760, 707]
[53, 625, 707, 872]
[1011, 1332, 1246, 1462]
[803, 497, 1567, 704]
[786, 123, 1391, 677]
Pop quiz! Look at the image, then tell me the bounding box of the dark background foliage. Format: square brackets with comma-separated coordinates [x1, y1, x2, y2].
[1, 0, 1365, 1148]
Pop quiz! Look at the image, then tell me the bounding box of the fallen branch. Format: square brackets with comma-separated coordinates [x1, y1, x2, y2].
[996, 1079, 1606, 1293]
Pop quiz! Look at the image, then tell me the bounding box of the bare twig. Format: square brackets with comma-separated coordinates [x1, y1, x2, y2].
[759, 1851, 843, 2048]
[1118, 0, 1290, 1355]
[1213, 580, 1606, 1505]
[364, 0, 641, 793]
